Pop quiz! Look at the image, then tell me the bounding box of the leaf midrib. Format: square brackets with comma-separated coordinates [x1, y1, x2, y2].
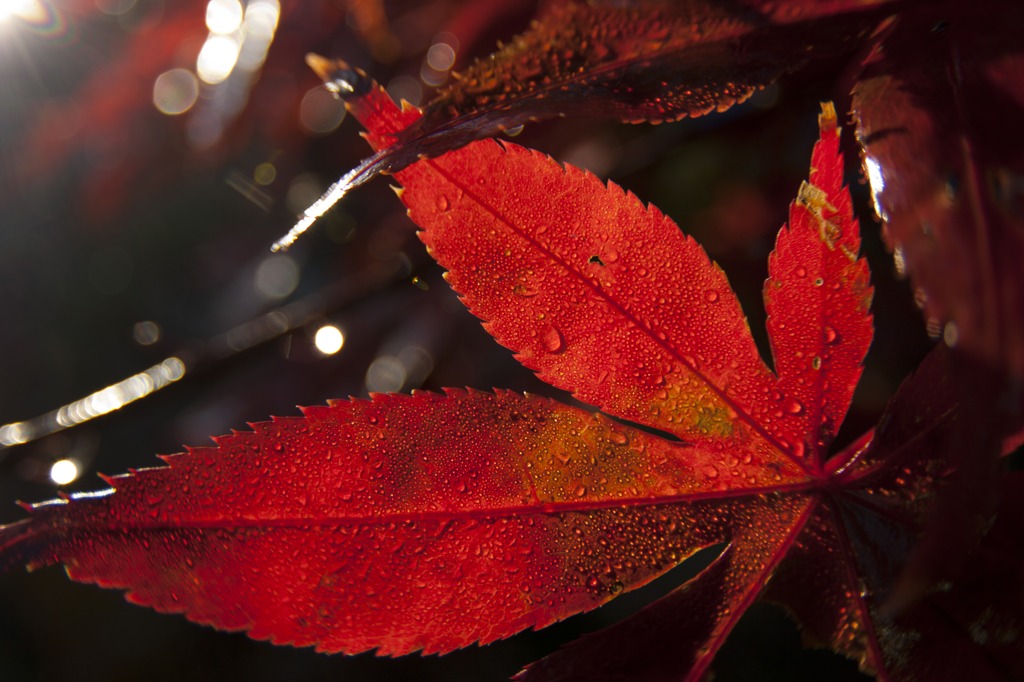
[54, 480, 820, 532]
[423, 152, 810, 475]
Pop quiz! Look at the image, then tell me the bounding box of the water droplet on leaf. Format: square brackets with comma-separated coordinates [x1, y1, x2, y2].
[541, 326, 565, 353]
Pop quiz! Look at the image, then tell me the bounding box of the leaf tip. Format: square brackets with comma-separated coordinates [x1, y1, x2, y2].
[304, 53, 371, 99]
[819, 101, 838, 136]
[304, 53, 334, 81]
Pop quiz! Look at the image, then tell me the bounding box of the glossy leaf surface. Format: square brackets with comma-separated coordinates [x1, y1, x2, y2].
[852, 0, 1024, 377]
[2, 69, 1021, 682]
[6, 390, 803, 656]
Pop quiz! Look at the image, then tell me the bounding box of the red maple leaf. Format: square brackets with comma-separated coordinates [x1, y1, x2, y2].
[1, 61, 1020, 681]
[293, 0, 1022, 380]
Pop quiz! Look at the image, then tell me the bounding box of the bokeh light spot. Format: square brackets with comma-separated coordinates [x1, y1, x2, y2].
[366, 356, 406, 393]
[243, 0, 279, 39]
[133, 320, 161, 345]
[205, 0, 242, 34]
[254, 162, 276, 186]
[254, 254, 300, 300]
[50, 459, 79, 485]
[0, 422, 31, 446]
[153, 68, 199, 115]
[196, 34, 240, 84]
[426, 42, 456, 71]
[299, 86, 347, 135]
[314, 325, 345, 355]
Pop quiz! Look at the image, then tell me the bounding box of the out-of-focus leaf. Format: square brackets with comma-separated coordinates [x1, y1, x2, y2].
[284, 0, 895, 245]
[409, 0, 893, 142]
[853, 0, 1024, 378]
[882, 471, 1024, 680]
[776, 345, 1022, 680]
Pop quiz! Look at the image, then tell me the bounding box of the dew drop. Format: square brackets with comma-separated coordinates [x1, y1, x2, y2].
[541, 325, 566, 354]
[795, 266, 807, 277]
[436, 194, 450, 212]
[574, 485, 587, 498]
[704, 466, 719, 478]
[704, 290, 719, 303]
[609, 431, 628, 445]
[811, 356, 822, 370]
[786, 400, 804, 415]
[824, 327, 839, 344]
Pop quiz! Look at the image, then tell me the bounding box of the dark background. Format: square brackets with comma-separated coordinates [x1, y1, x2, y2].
[0, 1, 931, 680]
